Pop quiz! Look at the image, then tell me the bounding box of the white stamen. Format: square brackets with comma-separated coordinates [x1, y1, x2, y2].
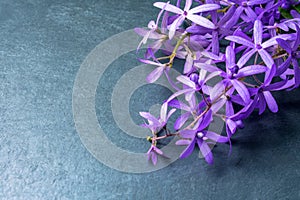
[197, 132, 204, 138]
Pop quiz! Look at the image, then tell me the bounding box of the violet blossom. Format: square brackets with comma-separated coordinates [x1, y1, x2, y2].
[154, 0, 220, 39]
[135, 0, 300, 166]
[176, 110, 228, 164]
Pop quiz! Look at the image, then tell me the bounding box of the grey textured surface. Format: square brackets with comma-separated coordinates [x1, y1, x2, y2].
[0, 0, 299, 199]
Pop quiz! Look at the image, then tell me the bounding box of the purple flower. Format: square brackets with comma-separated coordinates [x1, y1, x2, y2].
[147, 145, 165, 165]
[224, 0, 272, 26]
[176, 110, 228, 164]
[225, 19, 294, 74]
[135, 29, 165, 51]
[135, 0, 300, 166]
[265, 17, 289, 37]
[210, 4, 236, 54]
[168, 94, 208, 130]
[253, 87, 279, 114]
[139, 59, 169, 83]
[154, 0, 220, 39]
[135, 10, 170, 57]
[176, 69, 220, 101]
[276, 25, 300, 88]
[168, 98, 197, 130]
[208, 85, 243, 152]
[140, 103, 176, 133]
[249, 65, 289, 114]
[134, 2, 166, 51]
[196, 46, 267, 103]
[226, 108, 244, 138]
[218, 87, 244, 137]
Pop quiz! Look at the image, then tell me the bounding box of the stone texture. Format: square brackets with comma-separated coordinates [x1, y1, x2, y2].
[0, 0, 299, 199]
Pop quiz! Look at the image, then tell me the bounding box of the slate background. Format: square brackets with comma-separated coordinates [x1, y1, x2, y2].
[0, 0, 299, 199]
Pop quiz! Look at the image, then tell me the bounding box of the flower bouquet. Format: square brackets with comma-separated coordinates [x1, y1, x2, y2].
[135, 0, 300, 165]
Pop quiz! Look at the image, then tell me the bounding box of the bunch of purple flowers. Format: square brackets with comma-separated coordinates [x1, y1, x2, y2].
[135, 0, 300, 165]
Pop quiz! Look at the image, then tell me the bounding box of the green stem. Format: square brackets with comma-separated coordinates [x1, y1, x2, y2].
[168, 33, 189, 66]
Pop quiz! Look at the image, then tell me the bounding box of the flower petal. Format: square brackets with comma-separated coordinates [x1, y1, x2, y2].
[237, 49, 256, 67]
[204, 131, 229, 143]
[265, 79, 288, 91]
[258, 49, 274, 68]
[225, 36, 254, 48]
[177, 75, 196, 89]
[166, 108, 176, 121]
[160, 102, 168, 122]
[146, 66, 164, 83]
[293, 25, 300, 51]
[176, 139, 191, 146]
[225, 46, 235, 68]
[199, 68, 208, 83]
[153, 2, 182, 14]
[198, 110, 212, 130]
[258, 93, 266, 115]
[277, 22, 289, 32]
[263, 91, 278, 113]
[226, 118, 237, 135]
[236, 65, 267, 78]
[187, 14, 216, 29]
[226, 100, 234, 116]
[161, 10, 169, 32]
[139, 112, 160, 125]
[276, 38, 292, 54]
[276, 56, 292, 76]
[184, 53, 194, 74]
[184, 0, 192, 11]
[210, 80, 226, 101]
[197, 139, 214, 165]
[218, 5, 236, 25]
[262, 34, 295, 49]
[174, 112, 191, 130]
[185, 91, 195, 102]
[244, 7, 257, 21]
[201, 51, 224, 61]
[179, 138, 196, 159]
[253, 20, 263, 45]
[231, 79, 250, 104]
[139, 59, 164, 67]
[135, 28, 162, 39]
[151, 152, 158, 165]
[180, 129, 196, 139]
[155, 1, 168, 25]
[188, 92, 197, 109]
[194, 62, 222, 73]
[211, 98, 226, 113]
[248, 0, 272, 6]
[263, 64, 276, 86]
[169, 16, 185, 39]
[212, 31, 219, 54]
[230, 96, 258, 121]
[189, 4, 220, 14]
[168, 99, 190, 111]
[167, 88, 195, 102]
[153, 146, 163, 155]
[224, 6, 243, 29]
[204, 71, 222, 83]
[149, 40, 163, 53]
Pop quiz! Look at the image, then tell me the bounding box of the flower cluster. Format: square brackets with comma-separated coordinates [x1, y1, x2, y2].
[135, 0, 300, 165]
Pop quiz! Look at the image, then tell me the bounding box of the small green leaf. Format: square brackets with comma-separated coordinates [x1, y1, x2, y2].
[279, 7, 293, 19]
[293, 4, 300, 13]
